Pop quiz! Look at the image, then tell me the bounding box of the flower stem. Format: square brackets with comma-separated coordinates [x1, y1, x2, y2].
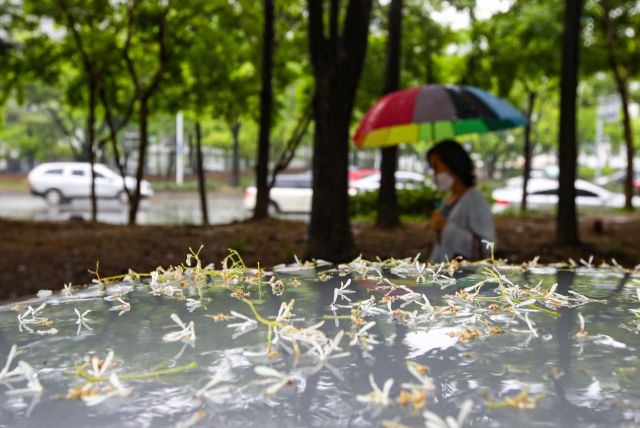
[65, 362, 197, 381]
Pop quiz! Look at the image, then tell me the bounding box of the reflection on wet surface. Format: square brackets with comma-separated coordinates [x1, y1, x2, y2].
[0, 191, 310, 225]
[0, 192, 248, 225]
[0, 256, 639, 427]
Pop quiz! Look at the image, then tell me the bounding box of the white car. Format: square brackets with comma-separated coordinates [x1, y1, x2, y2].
[492, 177, 640, 212]
[244, 172, 357, 214]
[349, 171, 430, 193]
[28, 162, 153, 206]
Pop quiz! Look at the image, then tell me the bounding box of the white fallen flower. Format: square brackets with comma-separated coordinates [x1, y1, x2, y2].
[307, 330, 350, 362]
[104, 285, 125, 301]
[425, 263, 450, 282]
[331, 279, 355, 308]
[356, 373, 394, 406]
[580, 256, 594, 269]
[61, 283, 74, 295]
[523, 313, 539, 338]
[163, 314, 196, 343]
[6, 361, 43, 395]
[185, 299, 202, 312]
[75, 308, 93, 335]
[37, 290, 52, 298]
[401, 361, 435, 391]
[416, 262, 428, 283]
[88, 350, 115, 378]
[18, 303, 47, 325]
[412, 295, 434, 312]
[36, 328, 58, 335]
[150, 271, 159, 286]
[254, 366, 296, 395]
[75, 308, 93, 323]
[227, 311, 258, 332]
[0, 345, 21, 380]
[423, 399, 473, 428]
[275, 299, 295, 323]
[195, 373, 233, 403]
[82, 373, 131, 406]
[505, 296, 537, 311]
[349, 321, 379, 347]
[108, 298, 131, 316]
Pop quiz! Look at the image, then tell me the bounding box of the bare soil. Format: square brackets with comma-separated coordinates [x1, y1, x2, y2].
[1, 213, 639, 299]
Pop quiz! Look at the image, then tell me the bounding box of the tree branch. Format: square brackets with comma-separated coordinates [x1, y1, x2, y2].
[308, 0, 326, 76]
[57, 0, 95, 77]
[269, 95, 314, 190]
[123, 0, 141, 95]
[340, 0, 373, 92]
[141, 5, 170, 102]
[330, 0, 340, 46]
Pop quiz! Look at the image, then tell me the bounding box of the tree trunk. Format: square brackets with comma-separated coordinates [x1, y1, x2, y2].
[601, 0, 635, 211]
[188, 132, 194, 173]
[618, 81, 635, 211]
[426, 50, 435, 85]
[376, 0, 403, 228]
[230, 119, 241, 188]
[521, 92, 536, 213]
[128, 98, 149, 225]
[166, 142, 174, 181]
[88, 79, 97, 222]
[195, 121, 208, 225]
[254, 0, 275, 220]
[556, 0, 582, 246]
[304, 0, 373, 262]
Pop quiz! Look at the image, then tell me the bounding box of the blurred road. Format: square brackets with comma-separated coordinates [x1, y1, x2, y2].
[0, 190, 250, 225]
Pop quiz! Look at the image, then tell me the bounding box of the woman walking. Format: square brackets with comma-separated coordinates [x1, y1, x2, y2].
[427, 140, 495, 263]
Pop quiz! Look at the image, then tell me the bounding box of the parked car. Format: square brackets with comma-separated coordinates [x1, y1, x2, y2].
[491, 177, 640, 212]
[27, 162, 153, 206]
[243, 172, 357, 214]
[348, 168, 379, 182]
[594, 169, 640, 186]
[349, 171, 431, 193]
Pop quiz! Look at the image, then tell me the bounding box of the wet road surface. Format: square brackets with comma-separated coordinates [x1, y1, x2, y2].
[0, 190, 250, 225]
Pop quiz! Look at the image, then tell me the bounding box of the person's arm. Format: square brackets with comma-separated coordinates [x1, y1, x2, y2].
[439, 191, 495, 260]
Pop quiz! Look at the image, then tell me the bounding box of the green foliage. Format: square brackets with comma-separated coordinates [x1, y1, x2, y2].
[349, 183, 440, 221]
[578, 165, 617, 180]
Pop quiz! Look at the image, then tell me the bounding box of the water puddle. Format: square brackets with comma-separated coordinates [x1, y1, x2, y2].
[0, 253, 639, 427]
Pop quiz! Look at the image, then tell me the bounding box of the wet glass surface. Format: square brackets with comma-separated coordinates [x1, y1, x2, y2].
[0, 256, 639, 428]
[0, 192, 249, 225]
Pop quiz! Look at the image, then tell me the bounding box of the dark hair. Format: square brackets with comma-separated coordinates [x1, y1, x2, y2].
[427, 140, 476, 187]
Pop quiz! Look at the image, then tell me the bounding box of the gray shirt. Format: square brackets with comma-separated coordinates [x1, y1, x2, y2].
[428, 187, 496, 263]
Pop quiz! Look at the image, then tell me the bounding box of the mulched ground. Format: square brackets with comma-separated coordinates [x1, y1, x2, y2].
[2, 213, 640, 299]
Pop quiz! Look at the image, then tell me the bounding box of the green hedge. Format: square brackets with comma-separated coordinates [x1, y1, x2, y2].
[349, 183, 496, 222]
[349, 183, 440, 221]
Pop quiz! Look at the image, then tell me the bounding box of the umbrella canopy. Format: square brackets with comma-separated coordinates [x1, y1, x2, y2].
[353, 84, 529, 148]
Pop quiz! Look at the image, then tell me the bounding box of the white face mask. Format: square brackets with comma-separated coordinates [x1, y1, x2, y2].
[435, 172, 455, 191]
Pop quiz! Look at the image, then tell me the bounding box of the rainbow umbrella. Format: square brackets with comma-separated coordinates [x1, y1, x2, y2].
[353, 84, 528, 148]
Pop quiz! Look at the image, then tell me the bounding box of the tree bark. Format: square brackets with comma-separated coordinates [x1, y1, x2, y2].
[426, 50, 435, 85]
[556, 0, 582, 246]
[230, 119, 241, 188]
[195, 121, 208, 225]
[601, 0, 635, 211]
[188, 133, 194, 173]
[618, 82, 635, 210]
[88, 79, 97, 222]
[269, 98, 314, 191]
[128, 98, 149, 225]
[376, 0, 403, 228]
[305, 0, 373, 262]
[521, 92, 536, 213]
[254, 0, 275, 219]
